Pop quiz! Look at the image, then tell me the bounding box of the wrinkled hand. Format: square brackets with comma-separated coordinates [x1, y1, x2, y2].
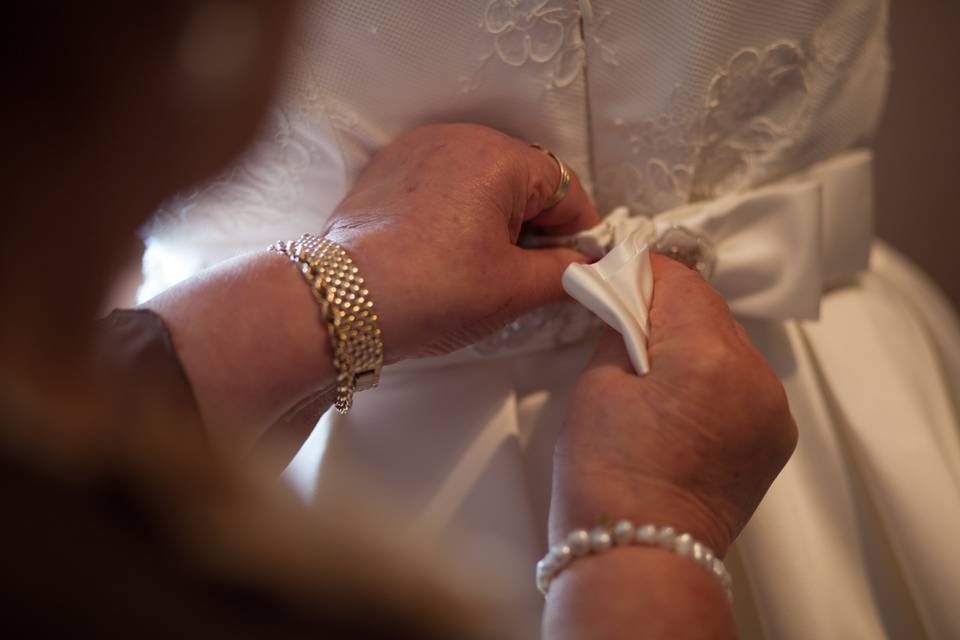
[551, 255, 798, 556]
[323, 123, 600, 362]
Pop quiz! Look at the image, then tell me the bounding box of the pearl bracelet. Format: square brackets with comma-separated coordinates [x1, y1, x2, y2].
[536, 521, 733, 602]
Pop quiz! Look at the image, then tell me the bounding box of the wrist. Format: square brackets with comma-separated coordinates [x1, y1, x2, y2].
[249, 251, 339, 392]
[322, 224, 422, 364]
[266, 235, 387, 413]
[543, 545, 736, 640]
[550, 467, 734, 557]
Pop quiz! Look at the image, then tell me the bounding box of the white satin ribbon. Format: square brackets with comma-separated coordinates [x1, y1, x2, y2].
[562, 224, 655, 374]
[554, 149, 874, 375]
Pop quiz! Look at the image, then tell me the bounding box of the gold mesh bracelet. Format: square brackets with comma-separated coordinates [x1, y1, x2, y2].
[268, 234, 384, 414]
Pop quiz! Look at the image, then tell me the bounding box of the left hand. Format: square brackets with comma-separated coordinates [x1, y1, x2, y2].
[323, 122, 600, 361]
[148, 123, 600, 454]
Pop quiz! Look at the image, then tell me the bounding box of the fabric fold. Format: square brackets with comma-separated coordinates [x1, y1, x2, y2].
[550, 151, 874, 375]
[561, 226, 654, 374]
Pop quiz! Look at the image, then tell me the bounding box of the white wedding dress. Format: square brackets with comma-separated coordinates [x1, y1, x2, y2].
[141, 1, 960, 637]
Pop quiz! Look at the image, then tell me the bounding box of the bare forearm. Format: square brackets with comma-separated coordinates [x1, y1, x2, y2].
[144, 252, 336, 454]
[542, 547, 736, 640]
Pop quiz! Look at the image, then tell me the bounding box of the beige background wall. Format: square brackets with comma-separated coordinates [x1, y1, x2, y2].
[875, 0, 960, 309]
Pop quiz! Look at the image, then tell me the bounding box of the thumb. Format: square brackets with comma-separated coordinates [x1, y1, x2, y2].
[509, 245, 588, 313]
[583, 258, 736, 379]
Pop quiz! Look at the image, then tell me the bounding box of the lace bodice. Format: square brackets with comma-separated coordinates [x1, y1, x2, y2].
[142, 0, 889, 307]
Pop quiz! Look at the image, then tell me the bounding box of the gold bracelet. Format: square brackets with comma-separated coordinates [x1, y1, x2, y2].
[268, 234, 383, 414]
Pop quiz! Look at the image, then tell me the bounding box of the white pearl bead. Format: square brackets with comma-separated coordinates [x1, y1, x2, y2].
[538, 523, 733, 603]
[636, 524, 658, 544]
[567, 529, 591, 556]
[711, 557, 725, 579]
[548, 544, 573, 569]
[691, 542, 705, 563]
[674, 533, 694, 557]
[613, 520, 635, 545]
[658, 526, 678, 549]
[541, 555, 560, 574]
[703, 549, 715, 568]
[589, 527, 613, 552]
[536, 559, 549, 578]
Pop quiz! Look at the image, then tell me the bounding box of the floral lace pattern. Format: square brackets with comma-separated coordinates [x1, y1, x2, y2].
[596, 41, 813, 215]
[692, 42, 809, 199]
[591, 3, 887, 218]
[597, 93, 699, 215]
[144, 1, 888, 356]
[466, 0, 616, 92]
[464, 0, 586, 91]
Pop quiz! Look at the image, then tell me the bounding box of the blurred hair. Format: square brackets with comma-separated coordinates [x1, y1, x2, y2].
[2, 5, 189, 126]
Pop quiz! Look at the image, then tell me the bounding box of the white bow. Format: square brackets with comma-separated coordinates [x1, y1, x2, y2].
[553, 150, 874, 375]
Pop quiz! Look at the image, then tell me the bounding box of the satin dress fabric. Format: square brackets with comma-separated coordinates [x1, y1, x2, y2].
[141, 2, 960, 637]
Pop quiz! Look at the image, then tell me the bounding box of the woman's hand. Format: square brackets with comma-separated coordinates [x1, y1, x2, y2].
[552, 255, 797, 556]
[323, 123, 600, 361]
[147, 123, 598, 456]
[544, 255, 797, 639]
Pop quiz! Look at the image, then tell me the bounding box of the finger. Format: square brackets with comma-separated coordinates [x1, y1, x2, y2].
[521, 145, 601, 235]
[647, 254, 738, 344]
[586, 327, 635, 375]
[508, 245, 587, 312]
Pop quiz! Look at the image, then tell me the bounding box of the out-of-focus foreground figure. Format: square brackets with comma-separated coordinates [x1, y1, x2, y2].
[0, 4, 488, 638]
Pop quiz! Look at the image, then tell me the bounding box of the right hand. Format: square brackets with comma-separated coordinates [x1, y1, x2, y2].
[551, 255, 798, 556]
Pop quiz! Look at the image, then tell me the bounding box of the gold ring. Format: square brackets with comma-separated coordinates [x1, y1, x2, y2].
[531, 143, 571, 209]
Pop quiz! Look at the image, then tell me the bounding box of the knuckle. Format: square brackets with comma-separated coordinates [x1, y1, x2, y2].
[739, 365, 797, 462]
[529, 171, 550, 196]
[755, 366, 789, 417]
[776, 411, 800, 462]
[399, 123, 506, 156]
[527, 171, 554, 211]
[691, 343, 796, 457]
[764, 379, 798, 460]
